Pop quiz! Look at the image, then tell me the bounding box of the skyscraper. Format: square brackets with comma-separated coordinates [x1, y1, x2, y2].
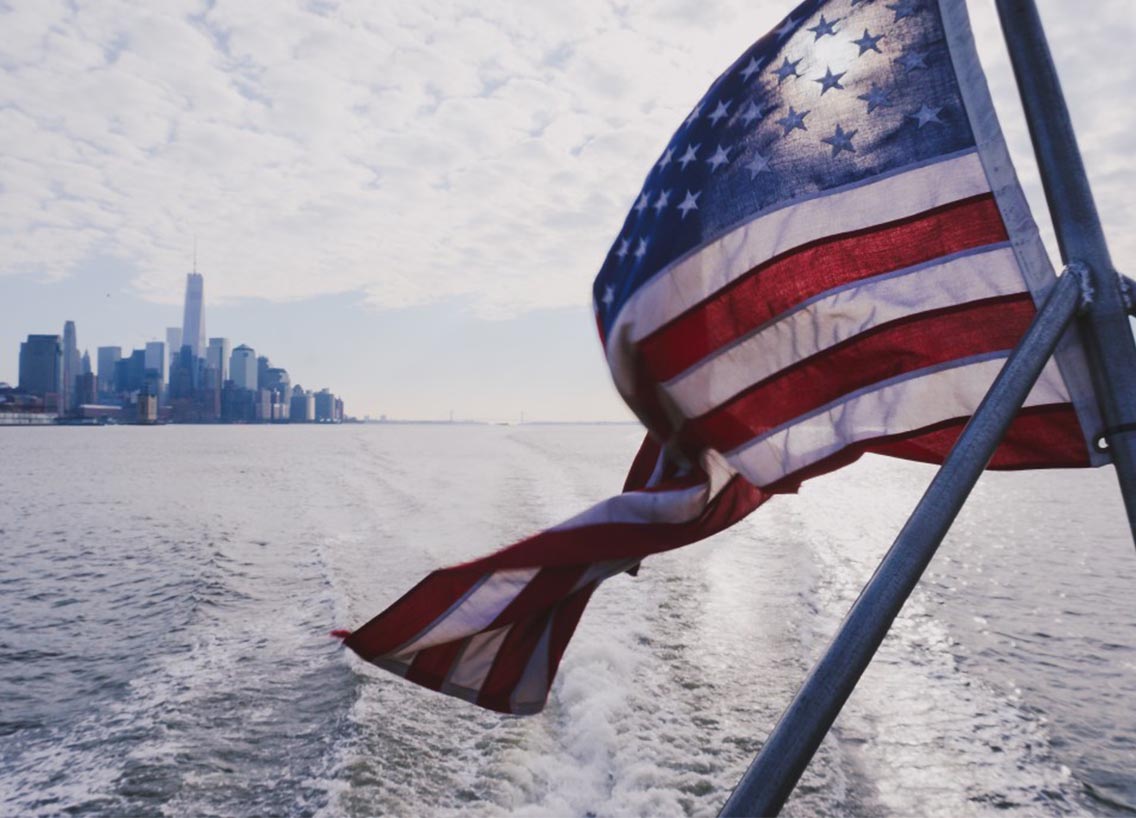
[181, 273, 206, 358]
[144, 341, 167, 388]
[207, 337, 231, 382]
[257, 355, 271, 390]
[18, 335, 62, 402]
[61, 320, 80, 411]
[166, 327, 182, 373]
[97, 346, 121, 395]
[230, 344, 257, 390]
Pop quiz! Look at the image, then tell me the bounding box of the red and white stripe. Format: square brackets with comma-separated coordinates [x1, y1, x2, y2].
[343, 438, 766, 714]
[340, 149, 1092, 715]
[605, 150, 1086, 487]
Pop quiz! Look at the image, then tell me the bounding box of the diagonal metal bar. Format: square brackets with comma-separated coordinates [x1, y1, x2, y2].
[996, 0, 1136, 541]
[719, 266, 1084, 817]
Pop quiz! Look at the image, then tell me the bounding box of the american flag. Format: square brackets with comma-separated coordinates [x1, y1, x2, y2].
[339, 0, 1104, 715]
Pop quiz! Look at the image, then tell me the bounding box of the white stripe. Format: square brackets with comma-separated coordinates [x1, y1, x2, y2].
[665, 247, 1026, 417]
[396, 568, 538, 656]
[446, 625, 512, 692]
[604, 152, 990, 394]
[510, 619, 554, 711]
[728, 358, 1071, 487]
[549, 482, 710, 530]
[549, 447, 737, 531]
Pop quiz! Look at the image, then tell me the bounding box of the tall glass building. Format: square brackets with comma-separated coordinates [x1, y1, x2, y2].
[181, 273, 206, 358]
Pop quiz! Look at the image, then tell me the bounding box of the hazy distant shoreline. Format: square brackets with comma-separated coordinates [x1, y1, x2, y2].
[0, 418, 640, 428]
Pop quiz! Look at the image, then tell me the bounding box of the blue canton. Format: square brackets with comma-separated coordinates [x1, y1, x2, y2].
[594, 0, 974, 336]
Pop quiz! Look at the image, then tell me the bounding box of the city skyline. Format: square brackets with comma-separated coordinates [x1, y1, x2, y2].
[4, 271, 346, 425]
[0, 1, 1129, 421]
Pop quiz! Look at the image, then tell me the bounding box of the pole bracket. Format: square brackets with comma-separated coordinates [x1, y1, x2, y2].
[1064, 261, 1092, 314]
[1119, 273, 1136, 316]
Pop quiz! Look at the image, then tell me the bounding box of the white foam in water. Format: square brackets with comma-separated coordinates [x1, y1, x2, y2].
[793, 456, 1087, 816]
[3, 427, 1132, 816]
[327, 437, 1106, 817]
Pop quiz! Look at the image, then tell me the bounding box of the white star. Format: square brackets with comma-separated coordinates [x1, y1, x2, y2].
[653, 189, 671, 214]
[634, 238, 648, 260]
[815, 66, 846, 95]
[774, 15, 798, 39]
[658, 147, 675, 170]
[740, 56, 764, 81]
[910, 103, 943, 127]
[615, 238, 629, 259]
[601, 285, 614, 306]
[685, 104, 702, 127]
[894, 49, 929, 73]
[740, 101, 769, 126]
[746, 151, 772, 178]
[821, 123, 857, 157]
[708, 100, 731, 126]
[807, 14, 840, 40]
[706, 145, 730, 171]
[776, 106, 809, 134]
[773, 56, 802, 84]
[678, 190, 701, 219]
[635, 191, 650, 213]
[678, 144, 700, 170]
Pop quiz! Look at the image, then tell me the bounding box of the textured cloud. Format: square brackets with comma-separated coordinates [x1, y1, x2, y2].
[1, 0, 1132, 317]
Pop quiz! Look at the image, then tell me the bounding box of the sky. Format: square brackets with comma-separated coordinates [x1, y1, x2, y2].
[1, 0, 1132, 421]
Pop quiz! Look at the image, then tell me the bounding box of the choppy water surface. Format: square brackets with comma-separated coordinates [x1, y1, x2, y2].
[1, 425, 1133, 817]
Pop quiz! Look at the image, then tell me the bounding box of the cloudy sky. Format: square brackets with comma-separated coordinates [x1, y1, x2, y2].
[1, 0, 1132, 420]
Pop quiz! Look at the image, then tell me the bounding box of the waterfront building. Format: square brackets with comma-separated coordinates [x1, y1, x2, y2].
[230, 345, 257, 390]
[290, 385, 315, 422]
[255, 388, 273, 422]
[144, 341, 167, 390]
[61, 320, 80, 412]
[257, 356, 272, 390]
[75, 372, 98, 406]
[200, 365, 222, 421]
[114, 348, 148, 394]
[206, 337, 231, 382]
[168, 345, 196, 400]
[166, 327, 182, 371]
[18, 334, 62, 407]
[181, 273, 206, 358]
[221, 381, 256, 422]
[137, 389, 158, 424]
[97, 346, 121, 396]
[314, 389, 337, 423]
[263, 367, 290, 398]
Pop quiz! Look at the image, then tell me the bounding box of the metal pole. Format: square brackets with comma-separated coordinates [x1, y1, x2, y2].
[996, 0, 1136, 539]
[719, 268, 1084, 817]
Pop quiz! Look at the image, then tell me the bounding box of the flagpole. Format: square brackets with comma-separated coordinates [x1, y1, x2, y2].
[719, 266, 1085, 817]
[995, 0, 1136, 539]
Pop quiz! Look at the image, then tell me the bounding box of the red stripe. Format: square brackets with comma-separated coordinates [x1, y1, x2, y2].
[474, 583, 600, 715]
[681, 294, 1036, 454]
[488, 565, 588, 629]
[461, 474, 767, 570]
[871, 403, 1090, 470]
[622, 433, 662, 492]
[405, 639, 466, 691]
[543, 582, 599, 703]
[764, 403, 1089, 497]
[638, 194, 1008, 382]
[476, 612, 554, 712]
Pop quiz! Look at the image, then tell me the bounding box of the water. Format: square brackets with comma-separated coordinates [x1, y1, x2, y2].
[0, 425, 1133, 817]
